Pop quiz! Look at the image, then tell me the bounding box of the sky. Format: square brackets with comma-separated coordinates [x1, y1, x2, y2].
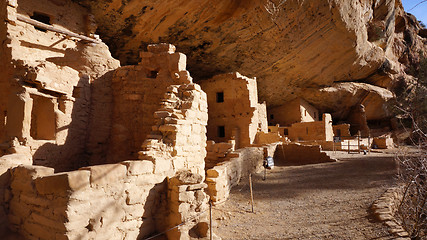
[401, 0, 427, 26]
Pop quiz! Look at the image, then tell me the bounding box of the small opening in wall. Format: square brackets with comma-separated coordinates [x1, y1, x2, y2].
[314, 112, 317, 119]
[304, 109, 307, 116]
[148, 71, 158, 79]
[216, 92, 224, 103]
[283, 128, 288, 135]
[270, 114, 274, 120]
[218, 126, 225, 138]
[30, 12, 52, 32]
[30, 96, 56, 140]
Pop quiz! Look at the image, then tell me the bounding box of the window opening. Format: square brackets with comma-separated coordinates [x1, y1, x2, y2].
[30, 12, 51, 32]
[216, 92, 224, 103]
[218, 126, 225, 138]
[148, 71, 158, 79]
[283, 128, 289, 135]
[270, 114, 274, 120]
[30, 96, 56, 140]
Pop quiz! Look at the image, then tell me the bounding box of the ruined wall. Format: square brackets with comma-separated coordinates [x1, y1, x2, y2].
[205, 140, 237, 170]
[268, 98, 319, 126]
[288, 113, 334, 142]
[200, 72, 267, 148]
[372, 136, 394, 149]
[273, 144, 335, 166]
[7, 78, 209, 239]
[1, 0, 119, 171]
[101, 44, 197, 164]
[333, 124, 351, 137]
[206, 144, 277, 204]
[348, 104, 371, 137]
[167, 171, 210, 239]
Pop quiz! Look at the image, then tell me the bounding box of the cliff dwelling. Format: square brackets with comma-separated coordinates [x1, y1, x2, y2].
[1, 0, 426, 239]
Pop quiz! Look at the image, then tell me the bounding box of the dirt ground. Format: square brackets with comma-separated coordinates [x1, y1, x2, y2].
[212, 151, 399, 240]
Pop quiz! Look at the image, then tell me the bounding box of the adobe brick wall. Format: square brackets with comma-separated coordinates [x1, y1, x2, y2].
[5, 44, 210, 239]
[200, 72, 267, 149]
[268, 98, 319, 126]
[273, 143, 335, 165]
[205, 144, 278, 204]
[1, 0, 120, 171]
[288, 113, 334, 142]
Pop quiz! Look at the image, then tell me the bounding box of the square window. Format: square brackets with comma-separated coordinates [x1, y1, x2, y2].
[218, 126, 225, 138]
[216, 92, 224, 103]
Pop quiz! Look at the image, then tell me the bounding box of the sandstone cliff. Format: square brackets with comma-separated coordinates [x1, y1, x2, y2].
[74, 0, 427, 122]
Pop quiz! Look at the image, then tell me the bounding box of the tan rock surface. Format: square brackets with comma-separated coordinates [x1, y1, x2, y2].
[74, 0, 426, 119]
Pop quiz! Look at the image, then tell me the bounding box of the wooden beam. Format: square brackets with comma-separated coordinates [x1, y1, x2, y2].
[16, 14, 100, 44]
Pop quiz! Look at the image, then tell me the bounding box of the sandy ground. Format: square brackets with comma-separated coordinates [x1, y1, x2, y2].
[212, 151, 399, 240]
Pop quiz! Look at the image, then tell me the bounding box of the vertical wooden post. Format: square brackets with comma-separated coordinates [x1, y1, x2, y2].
[368, 135, 371, 154]
[209, 201, 213, 240]
[348, 140, 350, 154]
[357, 131, 361, 154]
[333, 140, 335, 153]
[249, 173, 254, 213]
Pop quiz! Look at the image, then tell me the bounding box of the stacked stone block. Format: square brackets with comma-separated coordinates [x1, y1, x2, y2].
[167, 171, 210, 240]
[205, 140, 237, 169]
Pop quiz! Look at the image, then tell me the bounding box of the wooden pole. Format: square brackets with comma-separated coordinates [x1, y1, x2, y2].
[357, 131, 361, 154]
[368, 135, 371, 154]
[16, 14, 100, 43]
[249, 173, 254, 213]
[348, 140, 350, 154]
[209, 201, 213, 240]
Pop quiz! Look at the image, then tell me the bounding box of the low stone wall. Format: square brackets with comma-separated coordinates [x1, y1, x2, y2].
[8, 162, 209, 240]
[205, 144, 277, 204]
[205, 141, 237, 170]
[371, 186, 410, 239]
[372, 137, 394, 149]
[273, 143, 335, 165]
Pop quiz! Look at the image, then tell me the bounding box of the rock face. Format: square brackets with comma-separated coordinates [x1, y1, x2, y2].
[74, 0, 426, 122]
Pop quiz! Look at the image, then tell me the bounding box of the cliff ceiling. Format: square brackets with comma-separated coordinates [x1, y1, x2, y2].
[74, 0, 427, 121]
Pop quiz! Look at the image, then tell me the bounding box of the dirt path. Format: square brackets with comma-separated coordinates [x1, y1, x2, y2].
[213, 151, 398, 240]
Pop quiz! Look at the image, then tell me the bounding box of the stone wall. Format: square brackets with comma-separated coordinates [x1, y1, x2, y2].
[104, 44, 198, 164]
[372, 136, 394, 149]
[268, 98, 319, 126]
[1, 0, 120, 171]
[7, 80, 209, 239]
[288, 113, 334, 142]
[205, 140, 237, 170]
[200, 72, 267, 149]
[167, 171, 210, 239]
[273, 143, 335, 165]
[3, 43, 210, 239]
[205, 144, 277, 204]
[333, 124, 351, 137]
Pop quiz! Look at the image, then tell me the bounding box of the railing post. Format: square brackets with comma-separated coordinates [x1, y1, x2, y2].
[357, 131, 361, 154]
